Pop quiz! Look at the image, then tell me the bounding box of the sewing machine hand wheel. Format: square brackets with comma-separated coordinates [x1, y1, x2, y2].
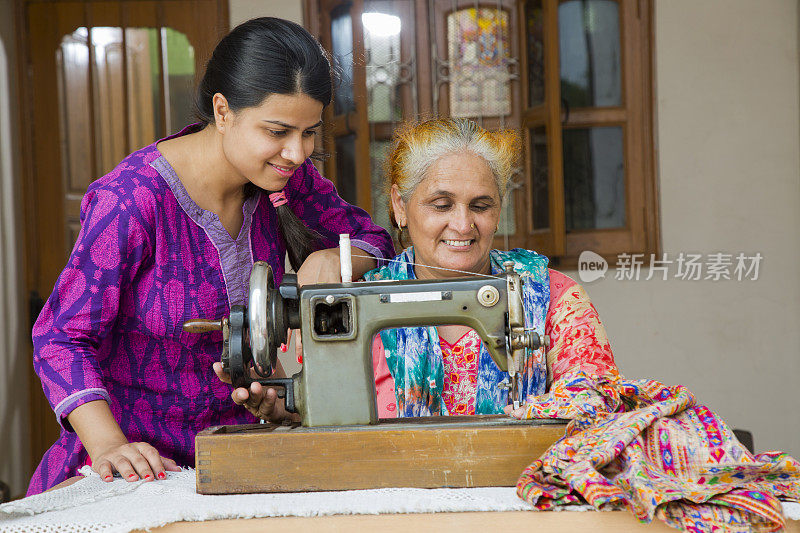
[217, 304, 294, 414]
[248, 262, 289, 378]
[182, 263, 290, 384]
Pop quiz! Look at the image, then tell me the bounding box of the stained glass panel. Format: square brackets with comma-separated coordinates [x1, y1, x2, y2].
[446, 8, 511, 118]
[363, 8, 402, 123]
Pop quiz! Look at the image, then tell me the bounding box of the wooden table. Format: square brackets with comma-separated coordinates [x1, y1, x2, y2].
[53, 475, 799, 532]
[51, 473, 800, 532]
[145, 511, 800, 532]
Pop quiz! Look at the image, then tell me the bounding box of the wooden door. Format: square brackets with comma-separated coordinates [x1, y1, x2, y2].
[18, 0, 229, 476]
[317, 0, 373, 212]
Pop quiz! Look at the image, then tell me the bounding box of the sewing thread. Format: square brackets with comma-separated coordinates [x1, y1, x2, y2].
[350, 253, 501, 279]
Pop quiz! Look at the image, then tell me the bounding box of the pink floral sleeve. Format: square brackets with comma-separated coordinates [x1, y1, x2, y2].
[545, 270, 619, 385]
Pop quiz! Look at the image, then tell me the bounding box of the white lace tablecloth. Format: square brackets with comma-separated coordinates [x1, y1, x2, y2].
[0, 467, 559, 533]
[1, 467, 798, 533]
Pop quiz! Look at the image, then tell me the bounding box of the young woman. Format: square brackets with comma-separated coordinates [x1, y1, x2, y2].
[28, 17, 394, 495]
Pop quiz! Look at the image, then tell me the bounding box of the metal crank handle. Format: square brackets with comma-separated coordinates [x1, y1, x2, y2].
[182, 319, 223, 334]
[253, 378, 297, 414]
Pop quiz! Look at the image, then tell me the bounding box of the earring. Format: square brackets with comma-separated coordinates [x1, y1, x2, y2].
[470, 223, 476, 229]
[397, 224, 408, 247]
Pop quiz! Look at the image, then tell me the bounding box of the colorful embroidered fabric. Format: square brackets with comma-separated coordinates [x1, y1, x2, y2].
[363, 247, 550, 416]
[371, 267, 620, 418]
[516, 372, 800, 532]
[439, 331, 481, 416]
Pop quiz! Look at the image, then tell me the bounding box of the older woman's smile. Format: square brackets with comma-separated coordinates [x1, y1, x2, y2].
[443, 239, 475, 248]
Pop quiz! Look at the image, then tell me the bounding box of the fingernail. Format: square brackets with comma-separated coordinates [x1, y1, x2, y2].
[128, 474, 138, 480]
[297, 354, 303, 364]
[144, 474, 153, 480]
[280, 343, 287, 353]
[104, 475, 112, 481]
[157, 472, 166, 480]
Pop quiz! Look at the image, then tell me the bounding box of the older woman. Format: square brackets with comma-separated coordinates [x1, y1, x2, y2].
[365, 119, 800, 530]
[365, 118, 619, 418]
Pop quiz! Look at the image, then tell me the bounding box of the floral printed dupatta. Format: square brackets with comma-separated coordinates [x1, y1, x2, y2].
[363, 247, 550, 417]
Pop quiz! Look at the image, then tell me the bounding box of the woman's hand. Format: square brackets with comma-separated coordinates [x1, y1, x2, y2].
[503, 404, 527, 419]
[295, 246, 378, 286]
[213, 361, 299, 423]
[295, 248, 342, 286]
[91, 440, 180, 482]
[67, 400, 181, 483]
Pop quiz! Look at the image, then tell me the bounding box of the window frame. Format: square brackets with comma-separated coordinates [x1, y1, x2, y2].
[304, 0, 659, 265]
[550, 0, 659, 267]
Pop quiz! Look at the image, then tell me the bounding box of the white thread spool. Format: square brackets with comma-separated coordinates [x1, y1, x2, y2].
[339, 234, 352, 283]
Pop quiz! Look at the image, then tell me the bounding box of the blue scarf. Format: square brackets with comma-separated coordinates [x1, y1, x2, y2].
[363, 247, 550, 416]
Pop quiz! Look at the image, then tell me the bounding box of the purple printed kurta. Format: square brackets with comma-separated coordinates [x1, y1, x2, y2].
[28, 124, 394, 495]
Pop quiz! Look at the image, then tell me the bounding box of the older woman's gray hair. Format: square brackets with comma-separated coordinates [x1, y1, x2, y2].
[385, 118, 520, 226]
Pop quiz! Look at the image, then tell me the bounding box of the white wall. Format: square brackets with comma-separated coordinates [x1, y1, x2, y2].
[0, 0, 30, 497]
[568, 0, 800, 455]
[229, 0, 304, 28]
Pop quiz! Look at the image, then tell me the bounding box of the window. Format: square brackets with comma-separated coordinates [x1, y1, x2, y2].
[305, 0, 658, 265]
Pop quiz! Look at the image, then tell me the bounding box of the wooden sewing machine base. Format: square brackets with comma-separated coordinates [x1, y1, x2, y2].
[195, 415, 567, 494]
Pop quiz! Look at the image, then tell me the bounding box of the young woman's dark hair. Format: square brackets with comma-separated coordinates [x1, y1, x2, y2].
[195, 17, 330, 271]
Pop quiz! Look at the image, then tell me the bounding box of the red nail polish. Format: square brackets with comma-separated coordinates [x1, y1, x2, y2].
[296, 353, 303, 364]
[157, 472, 166, 480]
[128, 474, 138, 479]
[144, 474, 153, 480]
[280, 343, 287, 353]
[104, 475, 112, 481]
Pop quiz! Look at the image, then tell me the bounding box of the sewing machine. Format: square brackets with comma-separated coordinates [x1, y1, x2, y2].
[185, 259, 566, 494]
